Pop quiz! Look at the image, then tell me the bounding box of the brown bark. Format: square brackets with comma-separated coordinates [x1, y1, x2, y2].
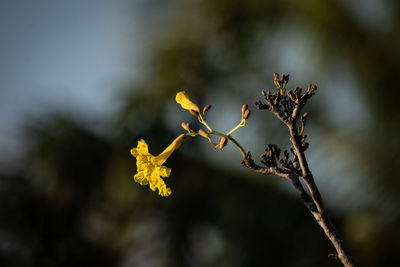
[243, 75, 357, 266]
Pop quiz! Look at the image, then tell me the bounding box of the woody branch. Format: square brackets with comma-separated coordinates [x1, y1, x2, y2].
[241, 73, 356, 267]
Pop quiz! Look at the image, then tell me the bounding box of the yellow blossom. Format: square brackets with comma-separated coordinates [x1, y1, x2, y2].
[130, 135, 185, 196]
[176, 91, 200, 113]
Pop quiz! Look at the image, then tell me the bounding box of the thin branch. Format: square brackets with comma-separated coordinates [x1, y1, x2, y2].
[241, 151, 291, 179]
[241, 152, 317, 212]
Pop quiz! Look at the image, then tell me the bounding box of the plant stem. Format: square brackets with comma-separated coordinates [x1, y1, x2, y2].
[227, 135, 246, 158]
[225, 119, 245, 136]
[211, 130, 247, 158]
[198, 114, 212, 132]
[288, 126, 357, 267]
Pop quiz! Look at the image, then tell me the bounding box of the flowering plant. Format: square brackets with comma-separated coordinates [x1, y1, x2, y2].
[131, 90, 250, 196]
[130, 73, 356, 267]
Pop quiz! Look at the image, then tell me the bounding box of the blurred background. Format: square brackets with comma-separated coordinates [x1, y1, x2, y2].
[0, 0, 399, 266]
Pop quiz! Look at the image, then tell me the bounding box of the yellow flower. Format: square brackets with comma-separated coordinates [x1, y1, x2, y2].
[176, 91, 200, 113]
[130, 134, 185, 196]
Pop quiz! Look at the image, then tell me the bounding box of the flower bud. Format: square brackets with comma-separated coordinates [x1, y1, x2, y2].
[241, 104, 248, 115]
[198, 129, 210, 139]
[181, 122, 192, 131]
[202, 104, 212, 114]
[189, 109, 199, 117]
[219, 137, 228, 151]
[176, 91, 200, 112]
[243, 109, 251, 119]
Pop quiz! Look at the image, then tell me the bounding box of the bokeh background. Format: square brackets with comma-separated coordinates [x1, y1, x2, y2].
[1, 0, 399, 266]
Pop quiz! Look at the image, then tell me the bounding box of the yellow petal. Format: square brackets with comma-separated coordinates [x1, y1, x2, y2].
[154, 142, 175, 165]
[134, 171, 148, 185]
[137, 139, 149, 154]
[130, 138, 180, 197]
[159, 187, 172, 197]
[176, 91, 200, 112]
[172, 134, 185, 149]
[158, 165, 172, 177]
[155, 134, 185, 165]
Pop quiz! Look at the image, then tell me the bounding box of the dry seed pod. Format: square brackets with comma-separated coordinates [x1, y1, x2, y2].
[202, 104, 212, 114]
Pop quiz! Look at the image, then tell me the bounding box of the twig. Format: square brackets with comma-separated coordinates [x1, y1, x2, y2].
[243, 74, 357, 267]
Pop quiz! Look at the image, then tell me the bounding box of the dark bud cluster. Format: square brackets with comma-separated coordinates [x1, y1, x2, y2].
[245, 73, 317, 177]
[251, 73, 316, 175]
[261, 144, 280, 168]
[260, 144, 301, 174]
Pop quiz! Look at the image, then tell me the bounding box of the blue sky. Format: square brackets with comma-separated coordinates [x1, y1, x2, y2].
[0, 0, 138, 150]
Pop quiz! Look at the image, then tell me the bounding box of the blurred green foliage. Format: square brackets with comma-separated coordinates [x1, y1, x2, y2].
[1, 0, 400, 266]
